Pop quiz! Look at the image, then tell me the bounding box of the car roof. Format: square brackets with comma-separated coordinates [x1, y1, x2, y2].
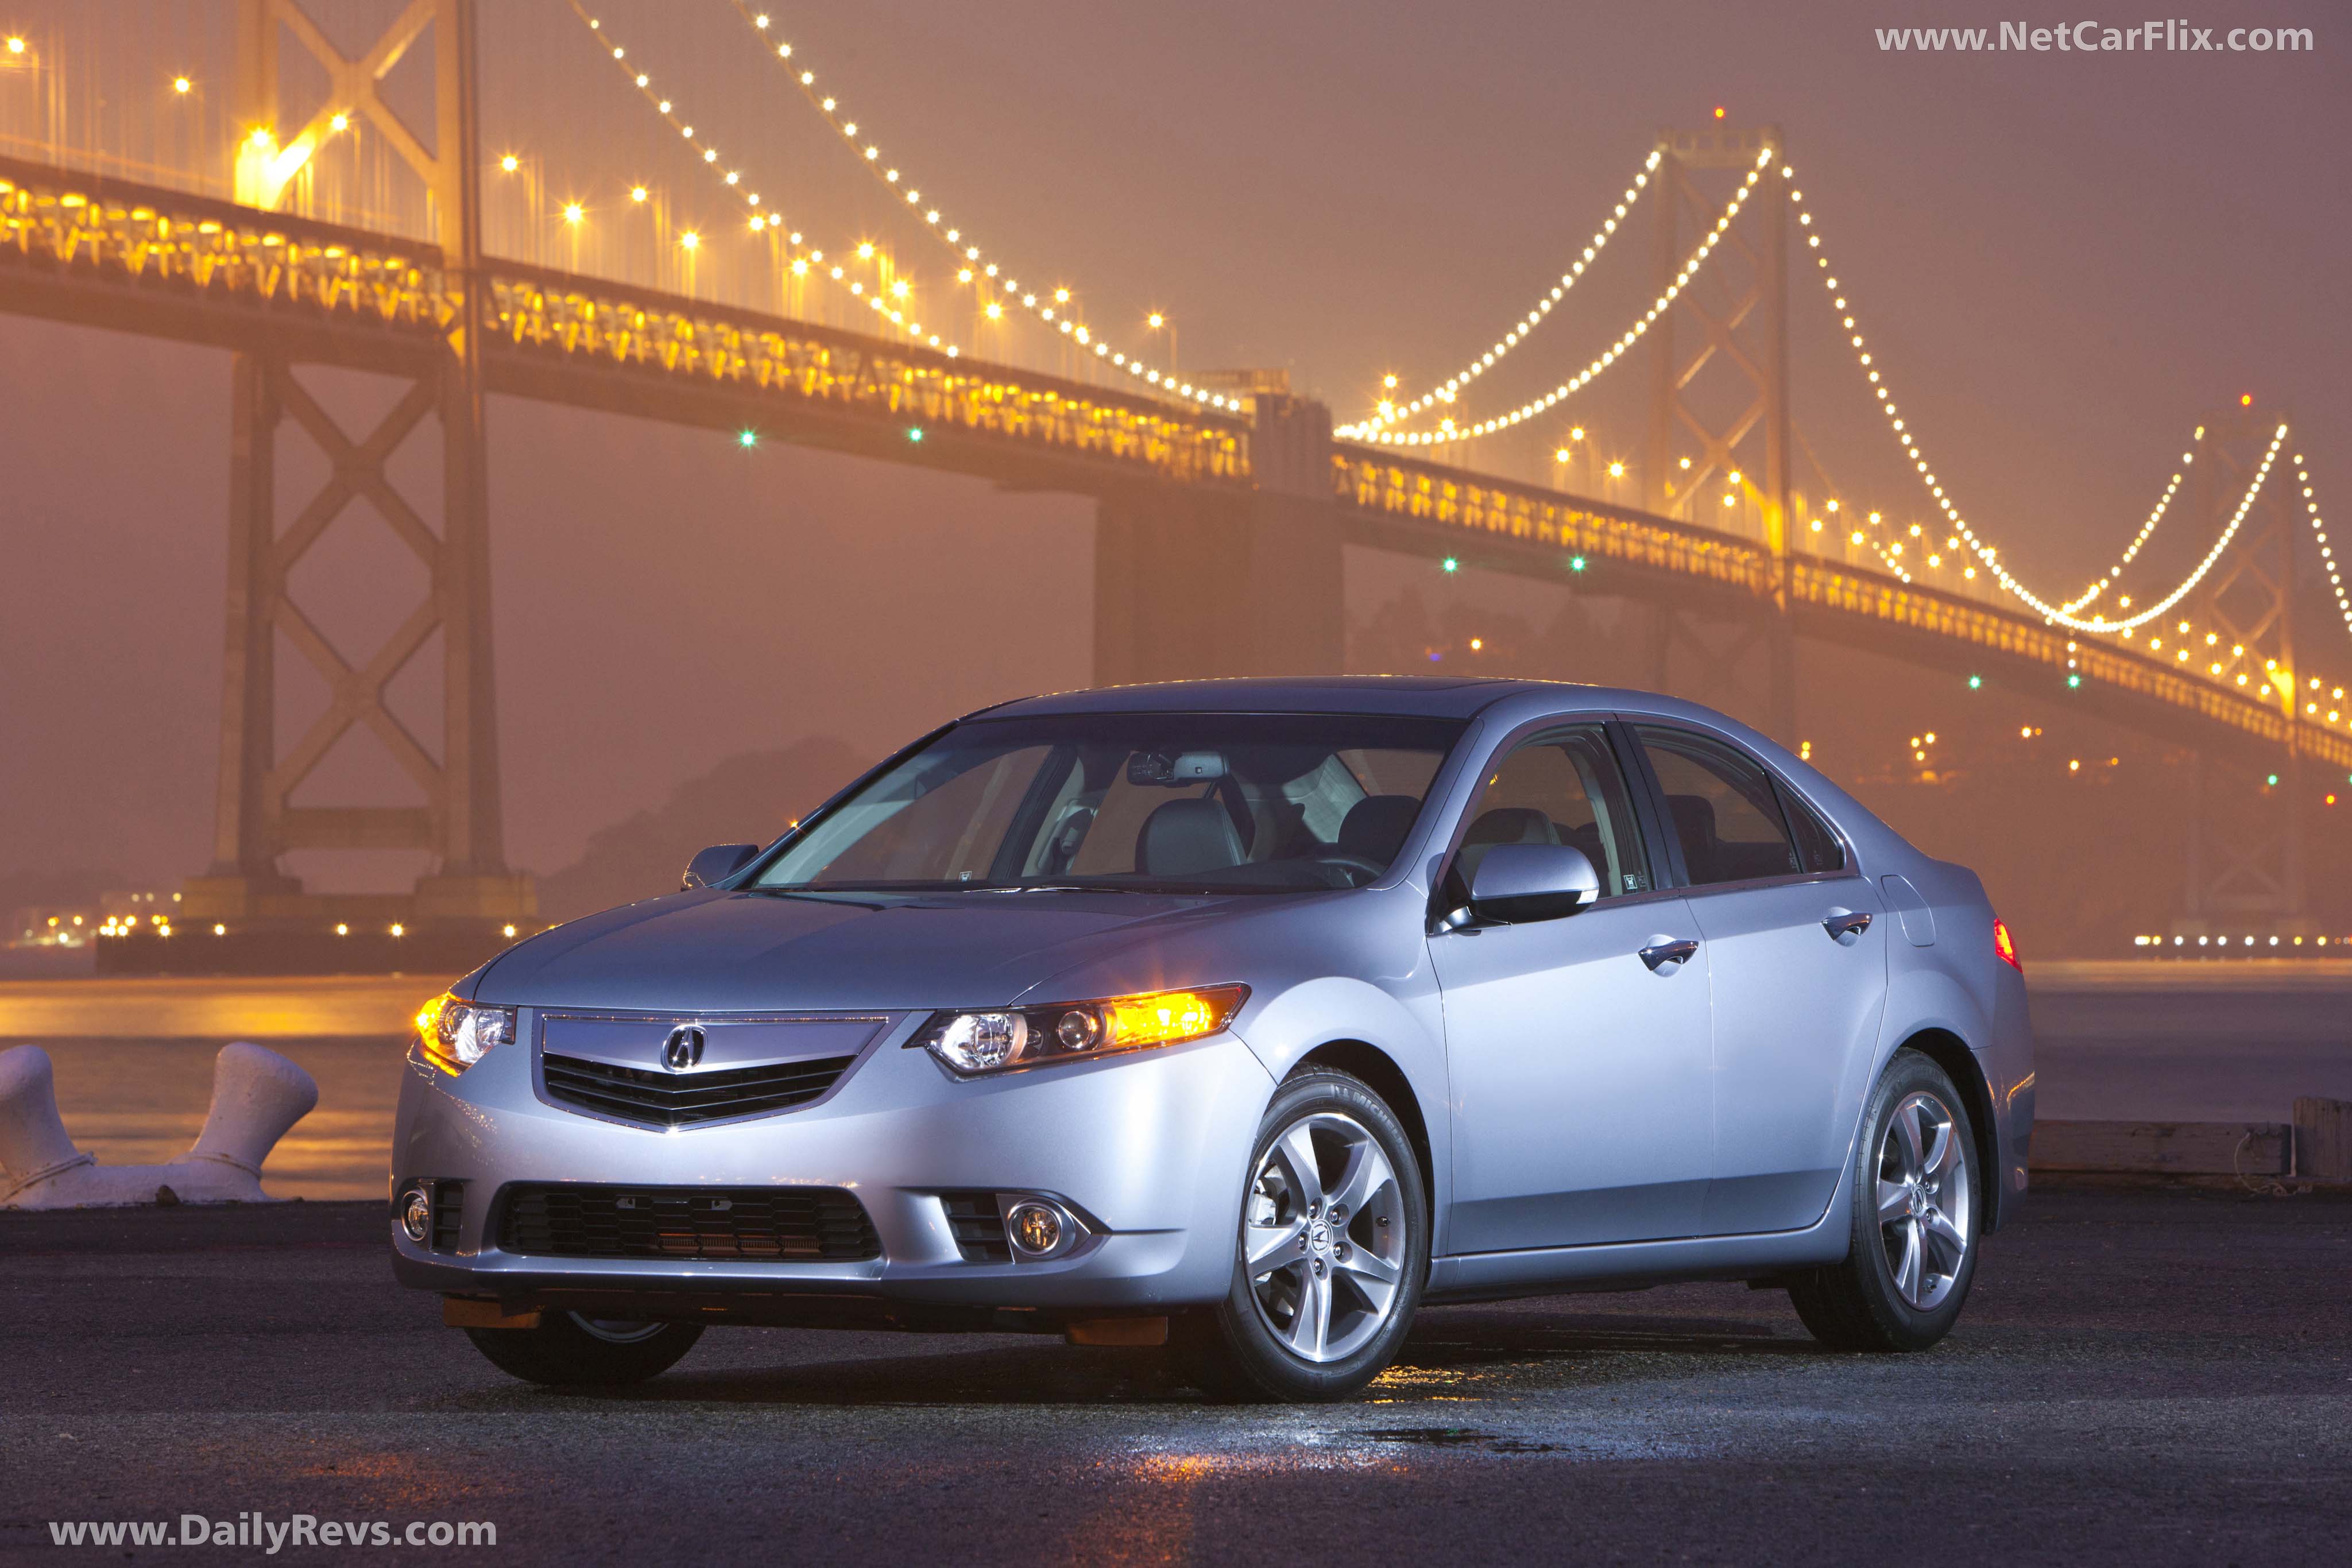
[979, 676, 1604, 721]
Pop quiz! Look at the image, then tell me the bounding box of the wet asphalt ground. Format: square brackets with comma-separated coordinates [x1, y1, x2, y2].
[3, 1185, 2349, 1565]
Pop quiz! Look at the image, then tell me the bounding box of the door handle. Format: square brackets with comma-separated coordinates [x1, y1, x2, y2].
[1638, 937, 1700, 973]
[1823, 910, 1874, 941]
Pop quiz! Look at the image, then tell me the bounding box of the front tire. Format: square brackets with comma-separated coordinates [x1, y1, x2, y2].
[1789, 1049, 1982, 1352]
[1177, 1068, 1429, 1401]
[464, 1313, 703, 1387]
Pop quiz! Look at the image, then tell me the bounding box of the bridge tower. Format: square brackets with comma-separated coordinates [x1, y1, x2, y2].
[184, 0, 532, 938]
[1640, 123, 1798, 743]
[1093, 382, 1344, 686]
[2175, 404, 2311, 939]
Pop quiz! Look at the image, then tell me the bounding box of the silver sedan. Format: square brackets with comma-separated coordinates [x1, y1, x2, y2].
[390, 677, 2033, 1400]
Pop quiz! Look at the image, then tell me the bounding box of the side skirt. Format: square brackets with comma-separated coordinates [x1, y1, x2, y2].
[1424, 1205, 1847, 1303]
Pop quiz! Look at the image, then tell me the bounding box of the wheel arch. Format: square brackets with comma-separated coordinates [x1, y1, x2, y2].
[1891, 1027, 2003, 1232]
[1294, 1039, 1437, 1226]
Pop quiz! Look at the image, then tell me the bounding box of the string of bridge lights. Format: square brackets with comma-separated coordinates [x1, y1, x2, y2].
[1781, 162, 2293, 638]
[2056, 452, 2192, 615]
[2296, 456, 2352, 641]
[1344, 150, 1663, 434]
[571, 3, 974, 357]
[1783, 171, 2352, 726]
[720, 2, 1238, 411]
[1346, 145, 1777, 446]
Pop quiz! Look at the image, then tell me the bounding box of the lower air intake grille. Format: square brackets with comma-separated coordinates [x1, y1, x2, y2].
[498, 1184, 881, 1263]
[541, 1051, 855, 1127]
[941, 1192, 1010, 1263]
[430, 1181, 465, 1253]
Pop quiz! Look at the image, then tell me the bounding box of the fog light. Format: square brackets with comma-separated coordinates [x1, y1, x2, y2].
[398, 1186, 432, 1244]
[1007, 1200, 1063, 1257]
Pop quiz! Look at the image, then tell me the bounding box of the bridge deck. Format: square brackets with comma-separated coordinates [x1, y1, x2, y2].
[5, 152, 2345, 773]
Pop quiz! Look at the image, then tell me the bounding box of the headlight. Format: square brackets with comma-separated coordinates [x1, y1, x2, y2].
[913, 984, 1248, 1077]
[414, 993, 516, 1075]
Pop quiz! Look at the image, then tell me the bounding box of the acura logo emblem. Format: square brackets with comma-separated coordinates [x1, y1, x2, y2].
[661, 1025, 706, 1072]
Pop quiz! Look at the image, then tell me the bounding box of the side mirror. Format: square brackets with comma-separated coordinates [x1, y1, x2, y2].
[1469, 843, 1600, 923]
[681, 843, 760, 891]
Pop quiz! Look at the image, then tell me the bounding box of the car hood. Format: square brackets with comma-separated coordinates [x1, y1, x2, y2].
[469, 887, 1256, 1013]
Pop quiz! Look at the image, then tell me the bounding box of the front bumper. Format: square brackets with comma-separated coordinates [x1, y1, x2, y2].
[389, 1009, 1275, 1318]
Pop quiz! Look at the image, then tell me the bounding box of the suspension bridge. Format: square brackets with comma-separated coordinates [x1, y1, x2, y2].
[1, 0, 2343, 959]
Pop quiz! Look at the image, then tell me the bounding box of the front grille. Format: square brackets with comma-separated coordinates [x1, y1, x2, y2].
[541, 1051, 855, 1128]
[499, 1184, 881, 1263]
[431, 1181, 466, 1253]
[941, 1192, 1010, 1263]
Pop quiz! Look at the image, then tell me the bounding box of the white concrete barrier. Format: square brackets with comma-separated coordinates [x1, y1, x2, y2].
[0, 1042, 318, 1207]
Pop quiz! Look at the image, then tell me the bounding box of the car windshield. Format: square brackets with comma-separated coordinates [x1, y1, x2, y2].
[752, 713, 1465, 895]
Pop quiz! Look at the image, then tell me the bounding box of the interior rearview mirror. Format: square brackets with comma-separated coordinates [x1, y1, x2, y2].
[1127, 749, 1228, 786]
[1468, 843, 1600, 923]
[682, 843, 760, 891]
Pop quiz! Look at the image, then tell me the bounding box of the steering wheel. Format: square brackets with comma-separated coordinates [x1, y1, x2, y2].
[1314, 850, 1388, 886]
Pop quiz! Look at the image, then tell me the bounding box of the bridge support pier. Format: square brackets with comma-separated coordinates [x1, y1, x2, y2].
[1641, 603, 1798, 744]
[1093, 394, 1343, 686]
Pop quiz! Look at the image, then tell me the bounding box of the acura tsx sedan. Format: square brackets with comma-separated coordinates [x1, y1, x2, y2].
[392, 677, 2033, 1401]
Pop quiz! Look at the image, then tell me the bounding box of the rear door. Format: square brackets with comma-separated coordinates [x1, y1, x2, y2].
[1432, 721, 1714, 1252]
[1626, 723, 1887, 1237]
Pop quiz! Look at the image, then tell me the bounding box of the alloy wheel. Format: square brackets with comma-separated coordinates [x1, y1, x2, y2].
[568, 1314, 668, 1345]
[1875, 1090, 1973, 1311]
[1243, 1111, 1407, 1363]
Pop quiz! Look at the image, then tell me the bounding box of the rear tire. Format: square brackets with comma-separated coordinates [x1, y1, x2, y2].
[463, 1313, 703, 1387]
[1175, 1068, 1429, 1402]
[1790, 1049, 1982, 1352]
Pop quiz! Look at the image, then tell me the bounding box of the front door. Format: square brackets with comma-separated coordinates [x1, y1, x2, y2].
[1630, 725, 1889, 1236]
[1433, 723, 1715, 1252]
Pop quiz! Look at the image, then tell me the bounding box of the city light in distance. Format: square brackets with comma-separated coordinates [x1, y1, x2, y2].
[562, 202, 584, 225]
[737, 429, 757, 448]
[500, 153, 519, 173]
[630, 185, 647, 202]
[173, 76, 191, 94]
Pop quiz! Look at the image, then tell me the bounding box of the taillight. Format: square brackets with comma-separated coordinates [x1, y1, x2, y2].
[1993, 916, 2021, 972]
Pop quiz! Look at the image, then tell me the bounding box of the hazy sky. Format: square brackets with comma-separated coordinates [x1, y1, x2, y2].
[2, 0, 2344, 893]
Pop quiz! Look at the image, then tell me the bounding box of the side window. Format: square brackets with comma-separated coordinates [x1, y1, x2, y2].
[1779, 785, 1846, 873]
[1454, 726, 1651, 899]
[1633, 726, 1801, 886]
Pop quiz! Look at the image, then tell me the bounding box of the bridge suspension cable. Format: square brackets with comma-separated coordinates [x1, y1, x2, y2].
[716, 3, 1239, 411]
[573, 3, 988, 358]
[2054, 451, 2195, 615]
[1342, 149, 1661, 435]
[1782, 160, 2293, 637]
[1339, 144, 1775, 445]
[2294, 456, 2352, 640]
